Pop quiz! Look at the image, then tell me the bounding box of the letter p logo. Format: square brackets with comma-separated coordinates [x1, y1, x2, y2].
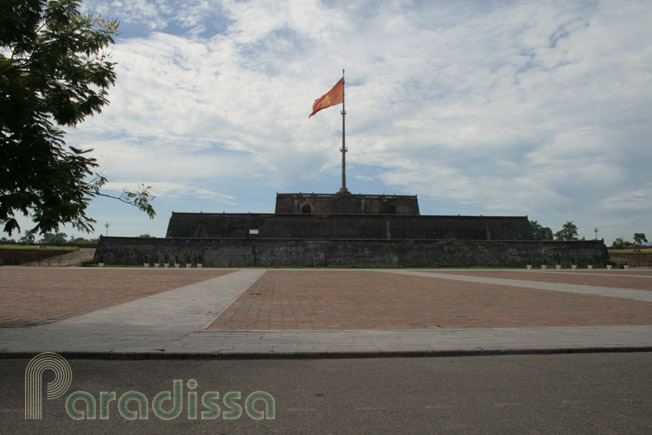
[25, 352, 72, 419]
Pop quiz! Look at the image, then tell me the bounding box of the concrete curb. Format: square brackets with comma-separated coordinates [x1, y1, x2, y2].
[2, 346, 652, 360]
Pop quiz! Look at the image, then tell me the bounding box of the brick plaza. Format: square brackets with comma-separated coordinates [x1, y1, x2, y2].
[2, 267, 651, 330]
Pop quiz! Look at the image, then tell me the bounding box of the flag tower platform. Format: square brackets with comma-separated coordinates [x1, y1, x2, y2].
[94, 72, 609, 267]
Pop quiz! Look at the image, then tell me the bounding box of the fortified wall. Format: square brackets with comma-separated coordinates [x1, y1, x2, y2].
[95, 237, 609, 268]
[165, 213, 534, 241]
[166, 192, 534, 241]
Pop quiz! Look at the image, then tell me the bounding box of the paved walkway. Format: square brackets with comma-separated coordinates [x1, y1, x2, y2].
[0, 268, 234, 326]
[1, 267, 651, 357]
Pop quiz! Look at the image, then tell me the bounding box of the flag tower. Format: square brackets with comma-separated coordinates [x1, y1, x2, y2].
[339, 69, 348, 194]
[309, 70, 349, 194]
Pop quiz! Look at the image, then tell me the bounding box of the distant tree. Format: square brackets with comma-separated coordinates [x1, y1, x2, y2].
[68, 235, 98, 244]
[530, 220, 553, 240]
[1, 236, 16, 243]
[611, 237, 633, 249]
[18, 229, 36, 244]
[138, 234, 154, 238]
[40, 232, 67, 244]
[554, 221, 578, 241]
[0, 0, 155, 236]
[633, 233, 648, 246]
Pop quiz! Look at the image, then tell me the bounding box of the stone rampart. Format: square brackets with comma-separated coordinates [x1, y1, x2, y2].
[165, 213, 534, 241]
[95, 237, 609, 268]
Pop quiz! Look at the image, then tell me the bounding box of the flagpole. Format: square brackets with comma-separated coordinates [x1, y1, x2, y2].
[340, 69, 348, 194]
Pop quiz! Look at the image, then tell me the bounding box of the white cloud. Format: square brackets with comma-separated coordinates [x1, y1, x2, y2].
[103, 181, 234, 202]
[599, 189, 652, 212]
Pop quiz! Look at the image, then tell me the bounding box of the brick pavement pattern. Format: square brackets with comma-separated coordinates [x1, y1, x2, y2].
[433, 270, 652, 291]
[0, 267, 233, 327]
[207, 270, 652, 330]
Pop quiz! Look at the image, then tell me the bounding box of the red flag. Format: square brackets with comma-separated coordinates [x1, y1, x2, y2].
[309, 78, 344, 118]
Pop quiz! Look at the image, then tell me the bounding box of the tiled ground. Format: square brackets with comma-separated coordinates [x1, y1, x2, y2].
[0, 267, 233, 327]
[4, 267, 652, 332]
[207, 270, 652, 330]
[432, 270, 652, 291]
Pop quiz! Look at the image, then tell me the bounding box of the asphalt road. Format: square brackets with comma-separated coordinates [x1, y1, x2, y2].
[1, 352, 651, 434]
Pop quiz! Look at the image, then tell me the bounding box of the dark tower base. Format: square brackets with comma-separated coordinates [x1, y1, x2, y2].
[94, 191, 609, 266]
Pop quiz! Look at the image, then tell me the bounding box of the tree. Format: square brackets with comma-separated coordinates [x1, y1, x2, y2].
[611, 237, 633, 249]
[530, 220, 553, 240]
[39, 232, 67, 244]
[18, 229, 36, 244]
[633, 233, 648, 246]
[68, 235, 97, 244]
[0, 0, 154, 236]
[554, 221, 578, 241]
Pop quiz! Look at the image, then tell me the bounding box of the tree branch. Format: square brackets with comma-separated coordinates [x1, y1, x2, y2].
[95, 185, 156, 220]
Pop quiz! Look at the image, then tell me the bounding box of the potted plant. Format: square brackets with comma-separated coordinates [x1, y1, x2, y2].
[154, 254, 160, 268]
[143, 254, 150, 268]
[623, 262, 630, 270]
[185, 254, 192, 268]
[164, 253, 170, 268]
[571, 257, 577, 270]
[174, 254, 180, 268]
[555, 255, 562, 270]
[197, 253, 204, 269]
[541, 259, 548, 270]
[97, 253, 105, 268]
[588, 257, 594, 270]
[607, 261, 613, 270]
[526, 257, 532, 270]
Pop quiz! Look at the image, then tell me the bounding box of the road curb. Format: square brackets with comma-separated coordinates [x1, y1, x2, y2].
[2, 346, 651, 360]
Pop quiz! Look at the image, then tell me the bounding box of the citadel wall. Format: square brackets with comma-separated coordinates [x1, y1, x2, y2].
[165, 213, 534, 241]
[95, 236, 609, 268]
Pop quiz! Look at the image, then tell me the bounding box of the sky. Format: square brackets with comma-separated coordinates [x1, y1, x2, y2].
[11, 0, 652, 245]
